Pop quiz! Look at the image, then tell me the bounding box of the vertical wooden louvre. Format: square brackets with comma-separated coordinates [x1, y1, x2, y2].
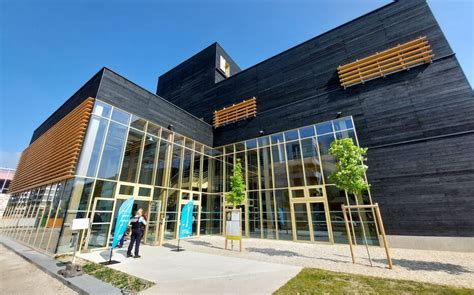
[213, 97, 257, 128]
[10, 98, 94, 193]
[338, 37, 434, 88]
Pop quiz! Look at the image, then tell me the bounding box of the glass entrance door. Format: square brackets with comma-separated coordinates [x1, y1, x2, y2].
[177, 190, 201, 238]
[87, 198, 115, 249]
[290, 186, 333, 243]
[146, 200, 162, 244]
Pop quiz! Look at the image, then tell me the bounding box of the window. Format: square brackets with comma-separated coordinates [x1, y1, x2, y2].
[219, 55, 231, 77]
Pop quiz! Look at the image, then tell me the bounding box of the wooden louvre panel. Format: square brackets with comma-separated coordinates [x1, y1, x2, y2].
[10, 97, 94, 193]
[213, 97, 257, 128]
[338, 37, 434, 88]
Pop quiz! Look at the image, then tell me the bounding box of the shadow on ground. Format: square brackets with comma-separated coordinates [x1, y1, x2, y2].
[245, 247, 311, 258]
[183, 240, 224, 250]
[373, 258, 473, 275]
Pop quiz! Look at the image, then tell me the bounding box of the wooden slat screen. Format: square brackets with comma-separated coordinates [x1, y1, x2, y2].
[337, 37, 434, 88]
[213, 97, 257, 128]
[10, 97, 94, 193]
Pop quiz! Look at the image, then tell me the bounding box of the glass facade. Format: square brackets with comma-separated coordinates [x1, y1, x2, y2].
[1, 99, 378, 254]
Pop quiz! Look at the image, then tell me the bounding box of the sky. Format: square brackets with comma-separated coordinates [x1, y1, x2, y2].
[0, 0, 473, 169]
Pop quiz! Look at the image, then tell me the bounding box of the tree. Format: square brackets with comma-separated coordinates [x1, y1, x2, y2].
[226, 158, 246, 209]
[328, 138, 370, 197]
[329, 137, 373, 264]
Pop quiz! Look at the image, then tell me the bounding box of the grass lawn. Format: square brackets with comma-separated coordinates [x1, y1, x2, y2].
[56, 255, 154, 292]
[275, 268, 474, 295]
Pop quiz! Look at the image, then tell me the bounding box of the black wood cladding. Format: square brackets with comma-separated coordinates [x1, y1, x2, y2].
[28, 0, 474, 237]
[155, 0, 474, 237]
[97, 69, 213, 146]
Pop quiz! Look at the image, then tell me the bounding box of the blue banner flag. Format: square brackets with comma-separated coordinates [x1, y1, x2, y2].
[179, 201, 194, 239]
[111, 197, 134, 248]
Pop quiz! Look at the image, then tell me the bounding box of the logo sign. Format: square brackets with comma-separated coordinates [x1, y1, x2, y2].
[111, 197, 134, 248]
[179, 201, 194, 239]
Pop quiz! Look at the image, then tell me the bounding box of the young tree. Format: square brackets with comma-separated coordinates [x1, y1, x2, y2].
[328, 138, 370, 197]
[329, 137, 373, 264]
[226, 158, 246, 209]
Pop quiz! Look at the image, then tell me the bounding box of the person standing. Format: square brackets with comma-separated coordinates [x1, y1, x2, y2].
[127, 208, 146, 258]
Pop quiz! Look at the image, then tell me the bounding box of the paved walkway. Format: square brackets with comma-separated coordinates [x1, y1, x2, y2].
[0, 244, 77, 295]
[176, 236, 474, 289]
[0, 235, 122, 295]
[78, 244, 301, 294]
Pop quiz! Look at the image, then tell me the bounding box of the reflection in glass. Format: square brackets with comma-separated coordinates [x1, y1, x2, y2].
[139, 135, 158, 185]
[284, 130, 299, 141]
[270, 133, 284, 144]
[248, 192, 260, 238]
[247, 150, 258, 190]
[192, 152, 202, 191]
[299, 126, 315, 138]
[111, 108, 130, 125]
[170, 145, 182, 188]
[261, 190, 276, 239]
[92, 101, 111, 118]
[316, 121, 333, 135]
[181, 148, 193, 190]
[275, 190, 292, 240]
[130, 115, 147, 130]
[164, 190, 178, 240]
[76, 116, 108, 177]
[294, 203, 310, 241]
[271, 144, 288, 188]
[147, 122, 161, 136]
[224, 154, 233, 192]
[336, 129, 356, 143]
[259, 147, 272, 190]
[301, 138, 323, 185]
[93, 180, 116, 199]
[97, 122, 128, 180]
[318, 133, 336, 184]
[333, 117, 353, 131]
[286, 141, 305, 187]
[155, 141, 169, 187]
[200, 194, 222, 234]
[88, 224, 111, 249]
[311, 203, 329, 242]
[120, 129, 144, 183]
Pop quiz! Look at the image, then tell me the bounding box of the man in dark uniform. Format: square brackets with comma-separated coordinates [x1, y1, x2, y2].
[127, 208, 146, 258]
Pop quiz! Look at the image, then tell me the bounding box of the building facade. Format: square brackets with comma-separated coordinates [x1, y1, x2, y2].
[2, 0, 473, 254]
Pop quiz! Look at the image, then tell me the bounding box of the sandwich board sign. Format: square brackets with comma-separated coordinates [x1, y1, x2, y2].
[225, 208, 242, 251]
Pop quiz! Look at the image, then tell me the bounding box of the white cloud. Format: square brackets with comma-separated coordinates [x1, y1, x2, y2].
[0, 151, 21, 169]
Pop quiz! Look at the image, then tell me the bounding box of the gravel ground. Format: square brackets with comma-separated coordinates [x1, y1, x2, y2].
[167, 236, 474, 289]
[0, 244, 77, 295]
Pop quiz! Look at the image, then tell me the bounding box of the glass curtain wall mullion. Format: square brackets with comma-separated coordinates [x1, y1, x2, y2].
[37, 183, 57, 249]
[8, 194, 24, 236]
[79, 110, 113, 250]
[2, 195, 16, 235]
[149, 136, 162, 186]
[120, 128, 145, 183]
[269, 146, 280, 240]
[49, 180, 74, 253]
[27, 186, 49, 245]
[256, 144, 264, 239]
[5, 194, 19, 236]
[198, 145, 204, 192]
[282, 138, 297, 241]
[15, 190, 35, 240]
[12, 194, 26, 236]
